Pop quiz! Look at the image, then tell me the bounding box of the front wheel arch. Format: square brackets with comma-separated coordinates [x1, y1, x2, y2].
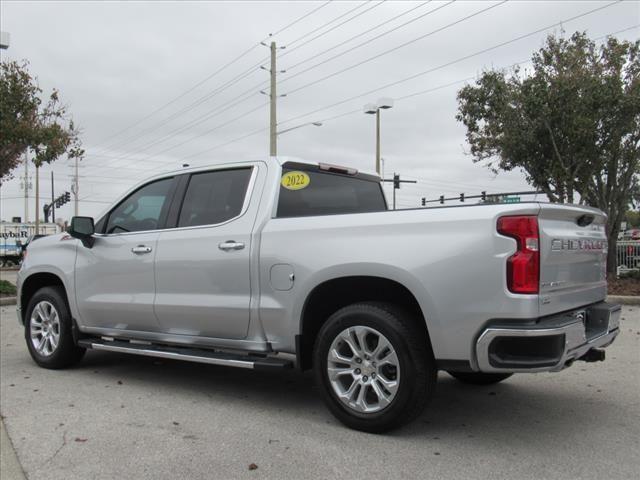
[20, 272, 68, 325]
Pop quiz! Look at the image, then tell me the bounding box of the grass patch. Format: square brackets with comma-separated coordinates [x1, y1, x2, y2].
[0, 279, 17, 296]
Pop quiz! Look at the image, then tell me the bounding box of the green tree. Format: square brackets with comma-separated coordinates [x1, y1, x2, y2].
[456, 32, 639, 273]
[1, 60, 83, 231]
[625, 210, 640, 229]
[0, 60, 83, 180]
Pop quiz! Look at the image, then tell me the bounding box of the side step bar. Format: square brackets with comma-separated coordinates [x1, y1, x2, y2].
[78, 338, 293, 371]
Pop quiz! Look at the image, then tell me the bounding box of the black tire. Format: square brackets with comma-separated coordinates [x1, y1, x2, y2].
[24, 286, 85, 369]
[447, 371, 513, 385]
[313, 302, 436, 433]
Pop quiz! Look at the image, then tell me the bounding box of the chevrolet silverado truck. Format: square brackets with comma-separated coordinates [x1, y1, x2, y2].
[16, 158, 621, 432]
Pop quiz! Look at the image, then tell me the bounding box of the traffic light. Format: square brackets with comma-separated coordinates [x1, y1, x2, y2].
[393, 174, 400, 189]
[460, 193, 465, 202]
[421, 197, 426, 206]
[64, 191, 71, 203]
[439, 195, 444, 204]
[481, 191, 487, 201]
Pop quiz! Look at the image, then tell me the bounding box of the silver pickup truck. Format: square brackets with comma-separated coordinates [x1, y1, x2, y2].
[16, 158, 621, 432]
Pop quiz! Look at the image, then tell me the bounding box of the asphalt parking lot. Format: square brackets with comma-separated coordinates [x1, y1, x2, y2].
[1, 306, 639, 480]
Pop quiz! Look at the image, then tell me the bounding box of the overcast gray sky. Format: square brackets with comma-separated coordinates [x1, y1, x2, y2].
[1, 0, 638, 220]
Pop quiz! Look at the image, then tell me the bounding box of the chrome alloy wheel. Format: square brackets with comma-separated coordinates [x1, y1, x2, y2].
[327, 326, 400, 414]
[30, 301, 61, 357]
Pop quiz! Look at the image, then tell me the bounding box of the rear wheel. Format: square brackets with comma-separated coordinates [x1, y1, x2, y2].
[24, 286, 85, 369]
[448, 371, 512, 385]
[313, 302, 436, 433]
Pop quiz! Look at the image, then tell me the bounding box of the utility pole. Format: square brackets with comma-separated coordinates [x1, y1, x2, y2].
[22, 152, 30, 222]
[34, 164, 40, 234]
[269, 41, 277, 157]
[72, 156, 79, 216]
[51, 171, 55, 222]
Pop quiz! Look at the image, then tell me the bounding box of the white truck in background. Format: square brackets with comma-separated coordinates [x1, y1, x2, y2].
[0, 223, 59, 267]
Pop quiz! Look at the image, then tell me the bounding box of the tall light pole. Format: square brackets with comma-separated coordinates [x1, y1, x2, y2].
[363, 98, 393, 175]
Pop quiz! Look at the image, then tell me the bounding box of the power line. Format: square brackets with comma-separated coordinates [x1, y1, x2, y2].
[85, 4, 360, 162]
[270, 0, 334, 38]
[281, 0, 387, 55]
[85, 2, 403, 164]
[103, 88, 265, 162]
[92, 68, 269, 157]
[82, 19, 635, 180]
[92, 46, 264, 154]
[281, 0, 481, 92]
[148, 102, 268, 157]
[180, 126, 269, 161]
[75, 18, 635, 182]
[95, 0, 456, 164]
[87, 3, 374, 159]
[90, 1, 333, 152]
[283, 1, 434, 71]
[278, 0, 622, 127]
[283, 0, 454, 76]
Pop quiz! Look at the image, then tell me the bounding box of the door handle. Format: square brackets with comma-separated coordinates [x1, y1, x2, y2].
[218, 241, 245, 251]
[131, 245, 153, 254]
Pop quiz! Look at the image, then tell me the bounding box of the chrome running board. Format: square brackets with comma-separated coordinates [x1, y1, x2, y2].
[78, 338, 292, 371]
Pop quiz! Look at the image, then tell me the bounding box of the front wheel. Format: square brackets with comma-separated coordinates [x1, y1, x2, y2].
[313, 302, 436, 433]
[24, 286, 85, 369]
[447, 371, 513, 385]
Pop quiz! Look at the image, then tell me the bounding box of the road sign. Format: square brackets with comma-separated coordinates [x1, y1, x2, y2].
[503, 196, 521, 204]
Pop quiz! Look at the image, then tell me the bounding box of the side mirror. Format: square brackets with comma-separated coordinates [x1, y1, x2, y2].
[69, 216, 95, 248]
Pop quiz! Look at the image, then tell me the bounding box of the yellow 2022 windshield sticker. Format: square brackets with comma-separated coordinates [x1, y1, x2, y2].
[281, 171, 310, 190]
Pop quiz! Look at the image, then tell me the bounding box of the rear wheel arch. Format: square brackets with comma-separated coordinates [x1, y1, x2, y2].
[20, 273, 69, 325]
[297, 276, 432, 371]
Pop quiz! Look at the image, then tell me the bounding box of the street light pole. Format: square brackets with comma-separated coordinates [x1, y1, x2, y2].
[35, 165, 39, 234]
[73, 156, 79, 216]
[364, 98, 393, 175]
[375, 109, 381, 175]
[22, 152, 30, 222]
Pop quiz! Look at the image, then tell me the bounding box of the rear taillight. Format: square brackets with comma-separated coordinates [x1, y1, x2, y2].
[497, 215, 539, 294]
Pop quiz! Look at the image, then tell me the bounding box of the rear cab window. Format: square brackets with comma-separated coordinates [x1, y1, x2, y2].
[276, 162, 387, 218]
[177, 168, 252, 227]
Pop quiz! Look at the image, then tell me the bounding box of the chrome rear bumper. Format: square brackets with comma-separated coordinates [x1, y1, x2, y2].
[476, 302, 621, 373]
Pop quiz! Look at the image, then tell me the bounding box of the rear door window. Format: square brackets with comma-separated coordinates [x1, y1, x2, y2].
[177, 168, 252, 227]
[277, 167, 386, 218]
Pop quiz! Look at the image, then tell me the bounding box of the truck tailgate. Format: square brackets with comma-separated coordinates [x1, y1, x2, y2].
[538, 204, 608, 316]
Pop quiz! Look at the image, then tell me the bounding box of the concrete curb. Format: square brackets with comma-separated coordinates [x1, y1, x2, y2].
[1, 418, 27, 480]
[0, 297, 16, 306]
[607, 295, 640, 305]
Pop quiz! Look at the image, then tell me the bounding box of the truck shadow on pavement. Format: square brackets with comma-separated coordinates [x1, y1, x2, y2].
[76, 350, 613, 442]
